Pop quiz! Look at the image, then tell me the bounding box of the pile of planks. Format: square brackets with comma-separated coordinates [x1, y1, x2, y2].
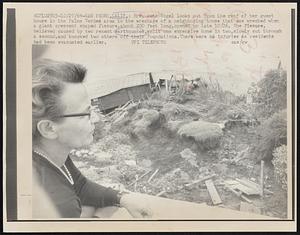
[106, 100, 136, 123]
[184, 174, 223, 205]
[224, 178, 273, 203]
[182, 172, 272, 211]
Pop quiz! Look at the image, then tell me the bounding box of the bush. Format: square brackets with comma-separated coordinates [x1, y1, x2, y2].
[272, 145, 287, 190]
[254, 69, 287, 118]
[255, 109, 287, 161]
[164, 120, 189, 135]
[178, 120, 223, 150]
[131, 109, 160, 137]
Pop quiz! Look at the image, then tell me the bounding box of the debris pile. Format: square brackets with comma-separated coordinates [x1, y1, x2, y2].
[71, 74, 288, 218]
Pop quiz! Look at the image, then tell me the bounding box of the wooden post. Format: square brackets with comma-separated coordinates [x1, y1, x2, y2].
[165, 79, 168, 92]
[260, 160, 264, 197]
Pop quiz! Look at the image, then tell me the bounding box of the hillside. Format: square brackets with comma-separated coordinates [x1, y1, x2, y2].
[71, 70, 288, 218]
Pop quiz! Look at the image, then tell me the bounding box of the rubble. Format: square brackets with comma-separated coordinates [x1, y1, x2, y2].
[71, 81, 287, 218]
[180, 148, 198, 168]
[184, 174, 217, 188]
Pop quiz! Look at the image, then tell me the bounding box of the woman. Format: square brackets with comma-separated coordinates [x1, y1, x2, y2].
[32, 59, 150, 218]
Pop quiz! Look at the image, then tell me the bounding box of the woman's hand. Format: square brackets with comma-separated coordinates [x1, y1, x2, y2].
[120, 192, 153, 218]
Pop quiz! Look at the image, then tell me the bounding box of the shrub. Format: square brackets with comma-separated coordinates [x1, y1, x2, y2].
[131, 109, 160, 137]
[178, 120, 223, 150]
[255, 109, 287, 161]
[164, 120, 189, 135]
[272, 145, 287, 190]
[254, 69, 287, 118]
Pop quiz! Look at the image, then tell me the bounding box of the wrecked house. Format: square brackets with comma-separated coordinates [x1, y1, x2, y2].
[91, 84, 151, 113]
[90, 73, 155, 113]
[90, 72, 168, 113]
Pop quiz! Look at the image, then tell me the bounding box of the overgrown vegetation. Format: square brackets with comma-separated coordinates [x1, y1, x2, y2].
[251, 68, 287, 163]
[254, 69, 287, 119]
[254, 109, 287, 161]
[272, 145, 287, 190]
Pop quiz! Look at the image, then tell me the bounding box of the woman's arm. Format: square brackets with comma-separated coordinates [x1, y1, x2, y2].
[65, 156, 120, 207]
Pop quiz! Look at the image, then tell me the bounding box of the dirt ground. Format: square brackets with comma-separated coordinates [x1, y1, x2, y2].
[71, 88, 287, 219]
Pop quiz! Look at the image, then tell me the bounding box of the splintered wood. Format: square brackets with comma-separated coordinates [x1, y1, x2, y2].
[225, 179, 260, 196]
[235, 178, 260, 191]
[225, 184, 253, 203]
[155, 190, 166, 197]
[205, 179, 222, 205]
[148, 169, 159, 183]
[184, 174, 216, 187]
[236, 178, 274, 195]
[128, 169, 152, 186]
[234, 183, 259, 195]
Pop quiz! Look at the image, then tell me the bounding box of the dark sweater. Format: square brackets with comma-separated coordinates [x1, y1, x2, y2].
[33, 152, 120, 218]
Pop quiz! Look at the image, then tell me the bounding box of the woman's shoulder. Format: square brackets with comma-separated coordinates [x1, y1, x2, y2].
[33, 152, 70, 189]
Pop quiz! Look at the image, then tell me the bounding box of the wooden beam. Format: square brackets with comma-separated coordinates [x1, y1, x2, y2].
[240, 195, 253, 204]
[236, 178, 274, 194]
[155, 190, 166, 197]
[128, 170, 152, 186]
[225, 184, 253, 204]
[205, 179, 222, 205]
[185, 174, 217, 187]
[226, 179, 259, 196]
[233, 182, 260, 195]
[235, 178, 259, 190]
[148, 169, 159, 183]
